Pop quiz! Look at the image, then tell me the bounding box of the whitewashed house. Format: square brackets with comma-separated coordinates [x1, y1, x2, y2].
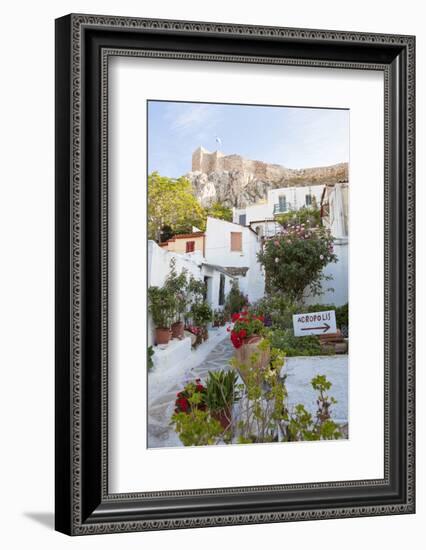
[305, 182, 349, 306]
[233, 184, 324, 237]
[232, 182, 349, 307]
[147, 236, 237, 348]
[204, 217, 265, 304]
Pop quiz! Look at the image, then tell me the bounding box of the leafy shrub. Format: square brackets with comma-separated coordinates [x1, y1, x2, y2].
[213, 309, 227, 326]
[164, 258, 188, 322]
[190, 301, 212, 327]
[147, 285, 176, 328]
[335, 303, 349, 329]
[147, 346, 154, 370]
[257, 210, 337, 301]
[275, 206, 321, 228]
[268, 329, 334, 357]
[251, 294, 297, 330]
[224, 280, 248, 316]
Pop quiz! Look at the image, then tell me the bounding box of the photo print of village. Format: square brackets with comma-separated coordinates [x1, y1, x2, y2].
[147, 100, 349, 448]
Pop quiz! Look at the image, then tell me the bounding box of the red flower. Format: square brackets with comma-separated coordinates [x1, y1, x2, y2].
[231, 313, 240, 322]
[177, 398, 189, 412]
[196, 384, 204, 392]
[238, 329, 247, 338]
[230, 331, 243, 349]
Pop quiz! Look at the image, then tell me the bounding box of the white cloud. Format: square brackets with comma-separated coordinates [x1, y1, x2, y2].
[165, 103, 218, 135]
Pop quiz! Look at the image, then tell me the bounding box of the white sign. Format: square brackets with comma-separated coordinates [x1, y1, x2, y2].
[293, 310, 337, 337]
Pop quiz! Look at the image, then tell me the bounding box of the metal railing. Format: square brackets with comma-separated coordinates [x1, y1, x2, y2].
[273, 202, 292, 214]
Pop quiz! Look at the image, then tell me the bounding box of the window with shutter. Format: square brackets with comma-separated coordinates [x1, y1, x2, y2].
[230, 232, 242, 252]
[186, 241, 195, 253]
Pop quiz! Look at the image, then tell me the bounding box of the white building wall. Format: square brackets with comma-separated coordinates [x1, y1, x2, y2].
[147, 241, 204, 346]
[201, 265, 234, 311]
[205, 217, 265, 303]
[147, 240, 236, 345]
[233, 184, 325, 226]
[304, 238, 349, 307]
[267, 184, 324, 212]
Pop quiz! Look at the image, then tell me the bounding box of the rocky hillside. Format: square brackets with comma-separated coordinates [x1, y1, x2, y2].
[187, 162, 348, 209]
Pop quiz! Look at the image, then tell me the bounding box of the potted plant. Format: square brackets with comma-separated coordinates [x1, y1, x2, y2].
[213, 309, 226, 327]
[190, 301, 212, 341]
[206, 370, 239, 431]
[174, 379, 207, 413]
[229, 309, 265, 348]
[164, 259, 188, 339]
[147, 285, 175, 345]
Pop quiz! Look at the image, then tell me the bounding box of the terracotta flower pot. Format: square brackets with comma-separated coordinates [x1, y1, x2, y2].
[171, 321, 184, 339]
[235, 336, 270, 384]
[155, 327, 171, 345]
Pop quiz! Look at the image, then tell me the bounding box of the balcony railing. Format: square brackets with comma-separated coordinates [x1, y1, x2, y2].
[273, 203, 292, 214]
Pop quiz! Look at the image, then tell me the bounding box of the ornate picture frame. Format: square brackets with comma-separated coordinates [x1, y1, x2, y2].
[55, 14, 415, 535]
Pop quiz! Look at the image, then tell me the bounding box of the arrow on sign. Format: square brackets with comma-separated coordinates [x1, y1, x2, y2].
[301, 323, 331, 333]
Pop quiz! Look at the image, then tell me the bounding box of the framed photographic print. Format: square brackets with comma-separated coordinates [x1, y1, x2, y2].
[55, 14, 415, 535]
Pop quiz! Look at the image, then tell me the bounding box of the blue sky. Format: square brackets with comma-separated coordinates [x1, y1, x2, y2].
[148, 101, 349, 178]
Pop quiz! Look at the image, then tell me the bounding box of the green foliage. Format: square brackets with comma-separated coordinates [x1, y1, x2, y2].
[276, 206, 321, 228]
[336, 303, 349, 329]
[229, 339, 341, 443]
[230, 340, 287, 443]
[171, 380, 223, 446]
[268, 328, 334, 357]
[205, 370, 239, 412]
[147, 285, 175, 328]
[147, 346, 154, 370]
[187, 274, 206, 303]
[171, 409, 223, 446]
[205, 201, 233, 222]
[212, 309, 227, 326]
[257, 208, 337, 301]
[190, 301, 212, 327]
[171, 341, 343, 445]
[251, 294, 297, 330]
[164, 258, 188, 322]
[148, 172, 206, 242]
[224, 280, 248, 315]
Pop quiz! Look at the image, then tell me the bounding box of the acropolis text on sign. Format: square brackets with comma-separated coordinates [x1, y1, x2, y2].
[293, 310, 337, 337]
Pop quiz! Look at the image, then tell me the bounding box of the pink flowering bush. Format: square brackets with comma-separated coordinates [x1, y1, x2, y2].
[257, 210, 337, 302]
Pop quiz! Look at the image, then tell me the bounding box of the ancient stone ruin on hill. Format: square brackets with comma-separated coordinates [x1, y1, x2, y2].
[187, 146, 348, 208]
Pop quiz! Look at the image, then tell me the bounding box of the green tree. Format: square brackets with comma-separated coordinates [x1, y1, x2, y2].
[148, 172, 206, 242]
[205, 201, 233, 222]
